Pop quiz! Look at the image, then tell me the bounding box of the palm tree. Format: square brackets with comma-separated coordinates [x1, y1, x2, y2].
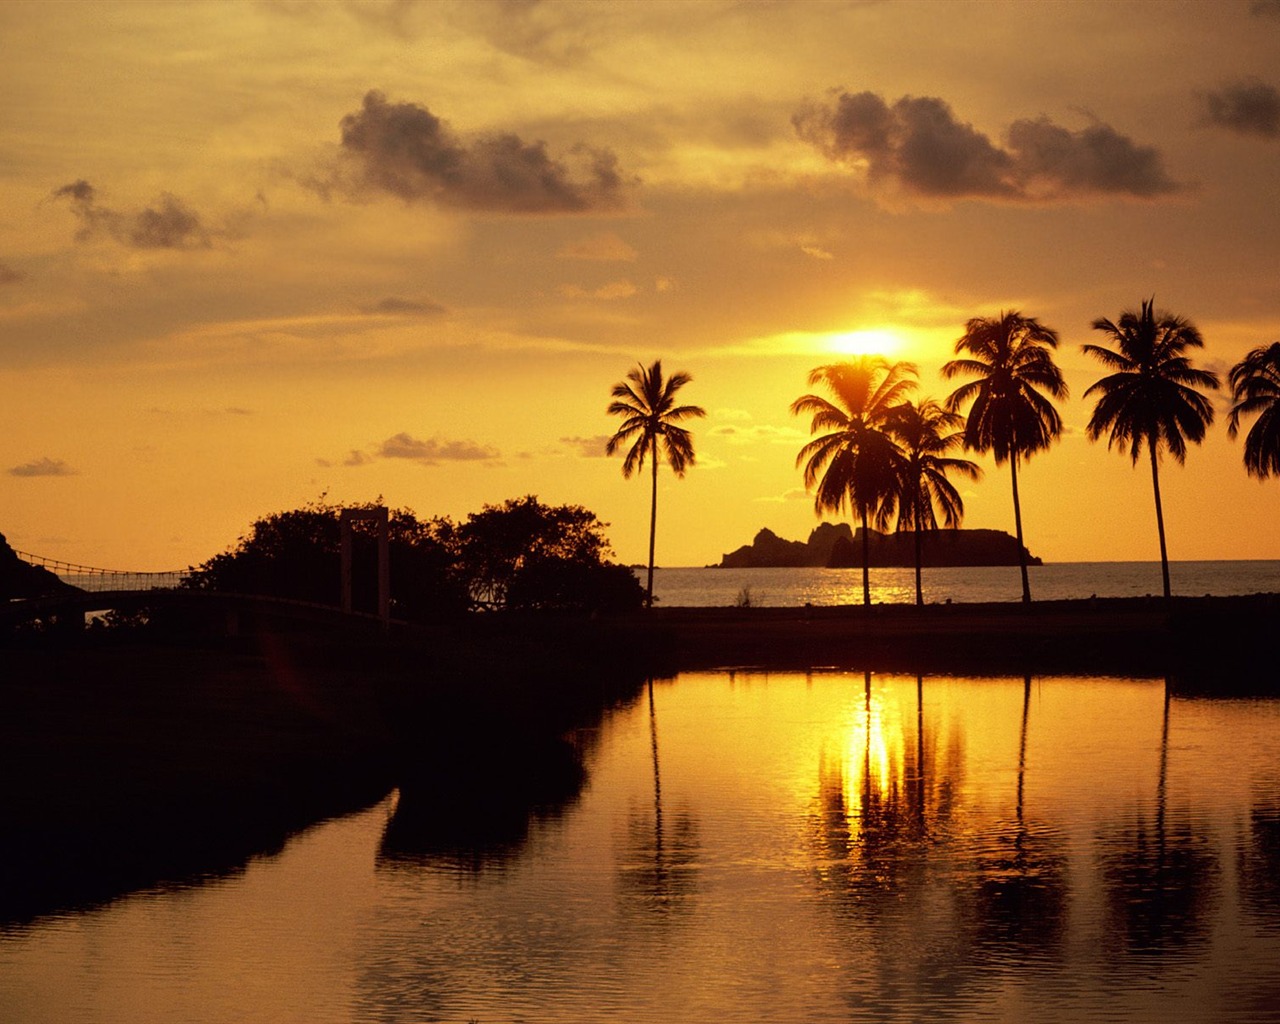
[607, 360, 705, 608]
[791, 357, 917, 606]
[888, 399, 982, 606]
[1084, 299, 1219, 599]
[1227, 341, 1280, 480]
[942, 311, 1067, 604]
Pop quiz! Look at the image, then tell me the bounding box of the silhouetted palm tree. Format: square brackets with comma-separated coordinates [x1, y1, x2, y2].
[792, 357, 917, 605]
[942, 312, 1067, 604]
[1227, 341, 1280, 480]
[888, 399, 982, 606]
[1084, 299, 1219, 598]
[607, 360, 705, 608]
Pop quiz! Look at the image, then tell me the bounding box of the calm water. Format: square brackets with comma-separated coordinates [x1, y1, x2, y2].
[649, 560, 1280, 606]
[4, 673, 1279, 1023]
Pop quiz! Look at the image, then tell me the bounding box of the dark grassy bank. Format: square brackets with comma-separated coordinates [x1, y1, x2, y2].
[650, 593, 1280, 686]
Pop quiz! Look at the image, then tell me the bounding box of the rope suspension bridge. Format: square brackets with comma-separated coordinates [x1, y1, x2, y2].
[14, 551, 190, 593]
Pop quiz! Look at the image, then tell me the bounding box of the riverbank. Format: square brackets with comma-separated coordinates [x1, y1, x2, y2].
[648, 593, 1280, 681]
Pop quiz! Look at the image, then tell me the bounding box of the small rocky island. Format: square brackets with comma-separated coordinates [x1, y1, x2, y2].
[717, 523, 1040, 569]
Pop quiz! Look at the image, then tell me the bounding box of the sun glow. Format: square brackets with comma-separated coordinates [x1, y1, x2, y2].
[826, 328, 904, 358]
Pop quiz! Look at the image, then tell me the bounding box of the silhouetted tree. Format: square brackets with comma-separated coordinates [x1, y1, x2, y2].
[1084, 299, 1219, 598]
[887, 399, 982, 606]
[1227, 341, 1280, 480]
[943, 312, 1067, 604]
[185, 496, 642, 616]
[792, 357, 917, 606]
[183, 499, 468, 617]
[455, 495, 644, 612]
[606, 360, 705, 608]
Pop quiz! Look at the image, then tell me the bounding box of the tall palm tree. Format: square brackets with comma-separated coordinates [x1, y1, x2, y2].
[888, 399, 982, 606]
[1227, 341, 1280, 480]
[791, 357, 917, 606]
[607, 359, 705, 608]
[942, 311, 1067, 604]
[1084, 299, 1219, 599]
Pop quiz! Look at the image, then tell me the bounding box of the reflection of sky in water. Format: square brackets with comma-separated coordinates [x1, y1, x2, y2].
[4, 674, 1280, 1023]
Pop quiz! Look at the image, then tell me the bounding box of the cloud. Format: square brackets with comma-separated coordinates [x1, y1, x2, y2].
[376, 432, 500, 464]
[51, 180, 211, 249]
[359, 295, 447, 316]
[1202, 80, 1280, 138]
[794, 91, 1179, 204]
[9, 457, 76, 477]
[343, 450, 374, 467]
[1252, 0, 1280, 17]
[146, 406, 254, 417]
[557, 279, 638, 300]
[557, 232, 638, 262]
[0, 261, 23, 284]
[560, 434, 613, 457]
[752, 487, 811, 504]
[318, 90, 630, 213]
[710, 423, 805, 445]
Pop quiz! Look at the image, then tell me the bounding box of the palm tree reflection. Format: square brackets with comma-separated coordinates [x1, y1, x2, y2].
[808, 672, 952, 909]
[616, 678, 700, 916]
[808, 673, 989, 1017]
[1100, 684, 1220, 956]
[1239, 801, 1280, 929]
[965, 676, 1068, 956]
[808, 672, 1070, 1011]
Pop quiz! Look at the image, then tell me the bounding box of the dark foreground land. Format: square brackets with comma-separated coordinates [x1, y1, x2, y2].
[2, 594, 1276, 924]
[651, 593, 1280, 682]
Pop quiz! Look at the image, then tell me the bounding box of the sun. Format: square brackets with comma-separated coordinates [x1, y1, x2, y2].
[825, 328, 905, 358]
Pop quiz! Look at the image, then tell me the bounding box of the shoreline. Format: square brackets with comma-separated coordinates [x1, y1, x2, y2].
[643, 592, 1280, 680]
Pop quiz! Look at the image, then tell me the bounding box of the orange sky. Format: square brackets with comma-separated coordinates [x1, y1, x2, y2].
[3, 0, 1279, 570]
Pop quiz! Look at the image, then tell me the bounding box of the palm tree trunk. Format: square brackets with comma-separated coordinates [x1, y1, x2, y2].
[859, 504, 871, 606]
[646, 433, 658, 608]
[1010, 454, 1031, 604]
[1150, 445, 1171, 599]
[913, 483, 924, 607]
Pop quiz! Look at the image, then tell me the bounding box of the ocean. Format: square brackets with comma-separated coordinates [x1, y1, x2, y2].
[645, 560, 1280, 607]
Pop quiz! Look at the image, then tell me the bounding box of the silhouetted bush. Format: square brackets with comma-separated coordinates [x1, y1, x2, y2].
[456, 496, 642, 612]
[183, 495, 642, 617]
[183, 500, 468, 618]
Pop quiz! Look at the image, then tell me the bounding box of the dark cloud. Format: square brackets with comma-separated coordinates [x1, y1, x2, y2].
[51, 180, 211, 249]
[1006, 117, 1177, 196]
[1202, 80, 1280, 138]
[320, 90, 628, 213]
[794, 91, 1179, 203]
[0, 261, 23, 284]
[359, 295, 447, 316]
[1252, 0, 1280, 17]
[560, 434, 612, 457]
[9, 457, 76, 478]
[376, 432, 500, 464]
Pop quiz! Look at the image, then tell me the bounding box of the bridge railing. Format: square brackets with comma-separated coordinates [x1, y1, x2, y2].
[14, 551, 189, 594]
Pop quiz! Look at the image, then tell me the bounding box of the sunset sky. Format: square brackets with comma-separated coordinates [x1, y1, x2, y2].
[3, 0, 1279, 571]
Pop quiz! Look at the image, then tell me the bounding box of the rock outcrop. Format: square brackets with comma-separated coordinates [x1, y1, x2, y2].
[718, 524, 1040, 568]
[0, 533, 76, 599]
